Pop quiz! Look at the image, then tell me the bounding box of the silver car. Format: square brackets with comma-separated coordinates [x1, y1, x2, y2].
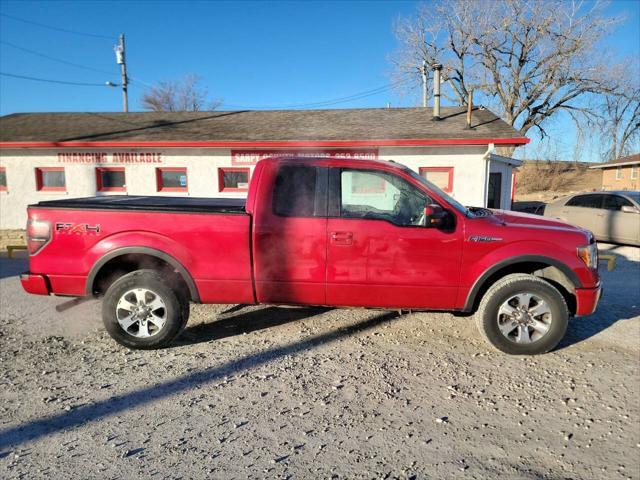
[544, 191, 640, 246]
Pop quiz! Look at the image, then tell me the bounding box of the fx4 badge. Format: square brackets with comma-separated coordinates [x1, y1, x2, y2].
[469, 235, 502, 242]
[55, 223, 101, 234]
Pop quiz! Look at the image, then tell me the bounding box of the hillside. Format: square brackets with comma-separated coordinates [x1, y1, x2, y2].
[514, 160, 601, 202]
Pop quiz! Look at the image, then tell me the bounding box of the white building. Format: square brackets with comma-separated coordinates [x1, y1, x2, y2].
[0, 107, 527, 230]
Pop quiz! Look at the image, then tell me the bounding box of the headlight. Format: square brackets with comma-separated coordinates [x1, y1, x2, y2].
[577, 242, 598, 270]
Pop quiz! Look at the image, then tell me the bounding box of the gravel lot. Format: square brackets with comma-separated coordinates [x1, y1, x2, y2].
[0, 244, 638, 479]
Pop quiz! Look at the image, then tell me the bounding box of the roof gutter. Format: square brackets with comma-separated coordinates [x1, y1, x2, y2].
[589, 160, 640, 169]
[0, 138, 530, 149]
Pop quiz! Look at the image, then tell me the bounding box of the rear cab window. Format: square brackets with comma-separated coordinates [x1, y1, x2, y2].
[272, 164, 327, 217]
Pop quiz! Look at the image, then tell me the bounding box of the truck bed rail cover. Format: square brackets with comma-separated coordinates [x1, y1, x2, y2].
[31, 196, 247, 214]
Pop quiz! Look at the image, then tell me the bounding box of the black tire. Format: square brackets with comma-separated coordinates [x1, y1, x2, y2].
[102, 269, 185, 349]
[475, 273, 569, 355]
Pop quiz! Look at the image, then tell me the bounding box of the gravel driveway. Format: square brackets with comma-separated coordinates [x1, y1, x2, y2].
[1, 245, 638, 479]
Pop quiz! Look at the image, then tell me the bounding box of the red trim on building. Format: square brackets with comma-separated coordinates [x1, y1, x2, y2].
[0, 137, 530, 149]
[0, 167, 6, 191]
[96, 167, 126, 192]
[419, 167, 454, 193]
[35, 167, 66, 192]
[218, 167, 250, 192]
[156, 167, 188, 192]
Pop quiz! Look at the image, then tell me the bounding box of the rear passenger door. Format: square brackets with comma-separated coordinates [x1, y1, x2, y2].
[252, 163, 328, 305]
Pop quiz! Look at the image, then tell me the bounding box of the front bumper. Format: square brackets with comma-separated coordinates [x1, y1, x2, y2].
[20, 272, 51, 296]
[575, 283, 602, 316]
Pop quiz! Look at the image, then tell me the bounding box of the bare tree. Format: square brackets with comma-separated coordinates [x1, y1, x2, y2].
[140, 74, 222, 111]
[593, 63, 640, 160]
[392, 0, 626, 137]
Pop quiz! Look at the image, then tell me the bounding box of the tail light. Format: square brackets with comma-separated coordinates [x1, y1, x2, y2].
[27, 219, 51, 255]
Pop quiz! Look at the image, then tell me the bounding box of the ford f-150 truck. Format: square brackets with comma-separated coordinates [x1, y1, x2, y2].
[21, 157, 601, 354]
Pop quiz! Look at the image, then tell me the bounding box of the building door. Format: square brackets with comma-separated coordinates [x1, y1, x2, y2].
[325, 168, 463, 309]
[488, 172, 502, 209]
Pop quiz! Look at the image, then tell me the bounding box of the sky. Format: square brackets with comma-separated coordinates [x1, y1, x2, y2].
[0, 0, 639, 161]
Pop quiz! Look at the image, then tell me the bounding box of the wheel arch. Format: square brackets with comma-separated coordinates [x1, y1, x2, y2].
[463, 255, 581, 315]
[86, 246, 200, 302]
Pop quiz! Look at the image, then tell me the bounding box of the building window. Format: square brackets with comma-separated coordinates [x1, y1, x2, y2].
[156, 168, 188, 192]
[218, 167, 250, 192]
[350, 170, 386, 194]
[0, 167, 6, 191]
[631, 166, 638, 180]
[35, 167, 66, 192]
[615, 167, 622, 180]
[96, 167, 126, 192]
[419, 167, 454, 193]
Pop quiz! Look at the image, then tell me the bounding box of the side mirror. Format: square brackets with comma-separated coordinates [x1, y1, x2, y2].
[621, 205, 639, 213]
[424, 204, 445, 227]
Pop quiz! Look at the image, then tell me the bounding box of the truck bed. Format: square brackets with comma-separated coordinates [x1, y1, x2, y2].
[31, 196, 247, 214]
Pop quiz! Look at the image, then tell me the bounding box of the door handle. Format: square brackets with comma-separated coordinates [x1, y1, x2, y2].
[331, 231, 353, 245]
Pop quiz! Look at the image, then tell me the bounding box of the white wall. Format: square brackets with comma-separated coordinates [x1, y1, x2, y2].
[0, 145, 491, 229]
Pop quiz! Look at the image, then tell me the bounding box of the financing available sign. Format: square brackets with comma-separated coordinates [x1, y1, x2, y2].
[231, 149, 379, 166]
[57, 152, 163, 164]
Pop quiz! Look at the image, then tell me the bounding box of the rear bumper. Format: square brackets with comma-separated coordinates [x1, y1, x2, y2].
[20, 272, 51, 296]
[575, 284, 602, 316]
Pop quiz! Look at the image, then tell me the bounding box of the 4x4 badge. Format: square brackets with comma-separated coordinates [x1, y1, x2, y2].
[55, 223, 101, 234]
[469, 235, 502, 242]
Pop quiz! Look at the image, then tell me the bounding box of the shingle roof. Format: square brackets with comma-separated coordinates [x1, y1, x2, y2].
[0, 107, 526, 144]
[589, 153, 640, 169]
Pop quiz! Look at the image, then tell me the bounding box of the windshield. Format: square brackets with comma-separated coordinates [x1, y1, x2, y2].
[623, 191, 640, 204]
[403, 166, 472, 217]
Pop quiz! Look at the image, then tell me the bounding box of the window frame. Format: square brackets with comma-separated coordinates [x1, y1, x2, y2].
[419, 167, 454, 193]
[96, 167, 126, 192]
[156, 167, 188, 192]
[631, 165, 638, 180]
[615, 166, 622, 180]
[35, 167, 66, 192]
[218, 167, 250, 193]
[0, 167, 6, 192]
[602, 194, 633, 211]
[566, 194, 603, 209]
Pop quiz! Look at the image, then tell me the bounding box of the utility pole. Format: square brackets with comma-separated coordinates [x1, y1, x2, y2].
[115, 34, 128, 112]
[420, 60, 428, 108]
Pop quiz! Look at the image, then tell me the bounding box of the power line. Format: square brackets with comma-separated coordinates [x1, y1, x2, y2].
[220, 76, 417, 110]
[0, 40, 115, 76]
[0, 39, 153, 88]
[0, 13, 113, 40]
[0, 71, 114, 87]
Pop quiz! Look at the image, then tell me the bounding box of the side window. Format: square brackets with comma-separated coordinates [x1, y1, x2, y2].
[566, 194, 602, 209]
[602, 194, 632, 211]
[340, 169, 428, 226]
[272, 165, 320, 217]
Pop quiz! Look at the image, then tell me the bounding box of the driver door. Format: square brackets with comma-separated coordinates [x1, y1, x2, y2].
[325, 168, 463, 309]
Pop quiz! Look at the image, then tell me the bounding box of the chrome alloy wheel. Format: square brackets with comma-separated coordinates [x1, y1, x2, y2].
[496, 293, 552, 344]
[116, 288, 167, 338]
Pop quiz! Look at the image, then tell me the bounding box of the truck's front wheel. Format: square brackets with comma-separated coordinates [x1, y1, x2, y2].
[475, 273, 569, 355]
[102, 269, 185, 349]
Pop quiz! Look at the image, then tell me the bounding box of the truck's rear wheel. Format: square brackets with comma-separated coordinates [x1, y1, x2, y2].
[475, 273, 569, 355]
[102, 269, 185, 349]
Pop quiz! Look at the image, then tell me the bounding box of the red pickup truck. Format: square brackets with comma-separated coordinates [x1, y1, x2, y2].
[21, 157, 601, 354]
